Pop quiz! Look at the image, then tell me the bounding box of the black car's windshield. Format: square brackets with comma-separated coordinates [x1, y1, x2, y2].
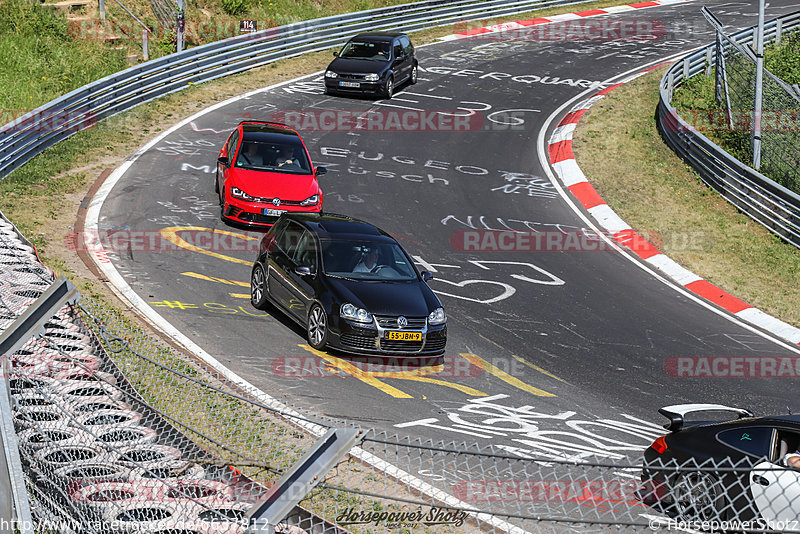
[339, 40, 391, 61]
[321, 239, 418, 281]
[235, 140, 312, 174]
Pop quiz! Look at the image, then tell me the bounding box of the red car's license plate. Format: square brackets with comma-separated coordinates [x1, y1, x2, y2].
[263, 209, 286, 216]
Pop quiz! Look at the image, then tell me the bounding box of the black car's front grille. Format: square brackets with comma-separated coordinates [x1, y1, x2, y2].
[340, 333, 378, 350]
[374, 315, 426, 329]
[380, 339, 424, 352]
[339, 73, 368, 80]
[424, 337, 447, 352]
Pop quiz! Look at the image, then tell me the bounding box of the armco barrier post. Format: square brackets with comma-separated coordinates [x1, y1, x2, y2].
[246, 428, 361, 533]
[0, 277, 79, 357]
[752, 0, 765, 170]
[0, 362, 35, 534]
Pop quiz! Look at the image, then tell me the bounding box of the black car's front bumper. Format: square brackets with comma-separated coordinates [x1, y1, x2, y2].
[325, 79, 383, 95]
[330, 316, 446, 356]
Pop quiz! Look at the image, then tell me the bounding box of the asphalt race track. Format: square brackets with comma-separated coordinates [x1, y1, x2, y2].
[92, 0, 800, 464]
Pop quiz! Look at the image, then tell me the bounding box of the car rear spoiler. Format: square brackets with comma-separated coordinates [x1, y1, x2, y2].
[658, 404, 754, 432]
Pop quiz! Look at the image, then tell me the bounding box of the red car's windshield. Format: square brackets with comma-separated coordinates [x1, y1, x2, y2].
[235, 140, 312, 174]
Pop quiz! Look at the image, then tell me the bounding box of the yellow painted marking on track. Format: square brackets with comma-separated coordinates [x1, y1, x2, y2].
[362, 363, 444, 378]
[229, 293, 250, 299]
[298, 345, 487, 397]
[299, 345, 412, 398]
[459, 353, 556, 397]
[511, 354, 571, 385]
[182, 271, 249, 287]
[160, 226, 255, 265]
[391, 375, 486, 396]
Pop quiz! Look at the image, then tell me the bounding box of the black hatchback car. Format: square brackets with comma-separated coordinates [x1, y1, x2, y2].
[324, 32, 418, 99]
[640, 404, 800, 527]
[250, 213, 446, 356]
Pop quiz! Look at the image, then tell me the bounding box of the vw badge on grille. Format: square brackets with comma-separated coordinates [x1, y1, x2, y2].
[397, 316, 408, 328]
[272, 198, 281, 206]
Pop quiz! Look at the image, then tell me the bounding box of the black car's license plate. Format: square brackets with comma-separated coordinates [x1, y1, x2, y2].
[385, 331, 422, 341]
[339, 81, 360, 88]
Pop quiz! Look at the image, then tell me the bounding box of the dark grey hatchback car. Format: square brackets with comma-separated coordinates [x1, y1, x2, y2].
[250, 213, 447, 356]
[324, 32, 418, 99]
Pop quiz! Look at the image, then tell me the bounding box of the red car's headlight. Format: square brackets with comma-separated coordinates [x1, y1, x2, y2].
[230, 187, 255, 201]
[300, 194, 319, 206]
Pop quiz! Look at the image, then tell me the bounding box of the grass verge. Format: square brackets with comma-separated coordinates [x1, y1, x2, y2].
[574, 67, 800, 327]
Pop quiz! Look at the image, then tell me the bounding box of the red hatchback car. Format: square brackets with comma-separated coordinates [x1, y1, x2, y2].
[216, 121, 326, 227]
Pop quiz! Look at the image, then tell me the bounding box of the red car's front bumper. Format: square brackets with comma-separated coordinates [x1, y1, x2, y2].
[222, 196, 322, 227]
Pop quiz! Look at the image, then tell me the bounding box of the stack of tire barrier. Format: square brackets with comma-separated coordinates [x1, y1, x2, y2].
[0, 212, 314, 533]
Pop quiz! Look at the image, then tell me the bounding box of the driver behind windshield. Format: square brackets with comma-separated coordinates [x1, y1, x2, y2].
[276, 146, 300, 169]
[341, 41, 390, 61]
[353, 246, 380, 273]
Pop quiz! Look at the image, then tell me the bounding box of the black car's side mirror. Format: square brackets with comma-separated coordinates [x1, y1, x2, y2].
[217, 156, 229, 166]
[421, 271, 433, 282]
[316, 166, 327, 176]
[333, 51, 339, 57]
[295, 265, 313, 276]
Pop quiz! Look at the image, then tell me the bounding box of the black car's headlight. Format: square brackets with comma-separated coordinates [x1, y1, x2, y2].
[341, 303, 372, 323]
[364, 73, 379, 81]
[230, 187, 255, 201]
[428, 307, 446, 325]
[300, 194, 319, 206]
[325, 71, 338, 78]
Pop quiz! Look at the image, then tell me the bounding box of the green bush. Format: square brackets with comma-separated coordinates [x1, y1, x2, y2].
[0, 0, 68, 39]
[0, 0, 125, 114]
[766, 30, 800, 84]
[221, 0, 249, 16]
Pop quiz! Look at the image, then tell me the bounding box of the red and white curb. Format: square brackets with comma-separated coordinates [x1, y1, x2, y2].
[440, 0, 692, 41]
[547, 67, 800, 346]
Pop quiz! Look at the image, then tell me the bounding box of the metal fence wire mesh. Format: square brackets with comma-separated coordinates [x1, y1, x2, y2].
[715, 28, 800, 192]
[1, 209, 800, 533]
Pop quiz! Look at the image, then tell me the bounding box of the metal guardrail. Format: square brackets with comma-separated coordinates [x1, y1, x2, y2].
[0, 0, 600, 180]
[657, 11, 800, 249]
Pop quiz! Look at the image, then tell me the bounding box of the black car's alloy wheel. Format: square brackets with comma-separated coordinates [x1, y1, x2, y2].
[251, 265, 269, 310]
[384, 77, 394, 99]
[672, 473, 725, 521]
[410, 65, 418, 85]
[307, 304, 328, 349]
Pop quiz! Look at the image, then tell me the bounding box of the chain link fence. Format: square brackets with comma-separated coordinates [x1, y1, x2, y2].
[1, 209, 800, 532]
[714, 28, 800, 192]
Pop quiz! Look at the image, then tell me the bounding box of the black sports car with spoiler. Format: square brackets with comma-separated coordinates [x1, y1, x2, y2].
[640, 404, 800, 529]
